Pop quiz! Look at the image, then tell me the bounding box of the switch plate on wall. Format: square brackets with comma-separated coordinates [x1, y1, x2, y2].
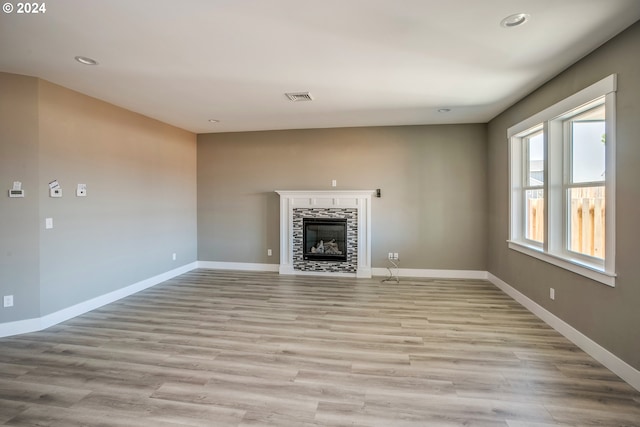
[45, 218, 53, 229]
[3, 295, 13, 308]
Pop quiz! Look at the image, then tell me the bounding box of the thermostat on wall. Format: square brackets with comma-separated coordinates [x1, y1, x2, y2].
[9, 181, 23, 197]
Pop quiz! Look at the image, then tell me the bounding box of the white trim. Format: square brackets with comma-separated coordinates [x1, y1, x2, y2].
[275, 190, 376, 278]
[508, 74, 617, 286]
[198, 261, 279, 272]
[604, 91, 616, 274]
[372, 268, 488, 280]
[202, 264, 486, 281]
[356, 267, 372, 279]
[0, 262, 199, 339]
[279, 264, 296, 275]
[507, 74, 617, 137]
[487, 273, 640, 392]
[0, 318, 42, 339]
[274, 190, 377, 198]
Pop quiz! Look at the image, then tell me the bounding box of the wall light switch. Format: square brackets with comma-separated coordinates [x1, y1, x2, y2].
[3, 295, 13, 308]
[332, 180, 337, 187]
[50, 187, 62, 198]
[45, 218, 53, 229]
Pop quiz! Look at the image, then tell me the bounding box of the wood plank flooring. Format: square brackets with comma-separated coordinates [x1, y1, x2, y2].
[1, 269, 639, 426]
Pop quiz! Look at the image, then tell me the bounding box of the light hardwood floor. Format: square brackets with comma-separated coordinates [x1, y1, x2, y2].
[1, 269, 639, 426]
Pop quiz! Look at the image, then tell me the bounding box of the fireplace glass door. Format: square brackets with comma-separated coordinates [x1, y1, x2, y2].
[303, 218, 348, 261]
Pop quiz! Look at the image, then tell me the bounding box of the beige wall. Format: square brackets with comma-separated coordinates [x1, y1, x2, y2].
[37, 80, 199, 314]
[487, 22, 640, 369]
[198, 125, 488, 270]
[0, 73, 198, 322]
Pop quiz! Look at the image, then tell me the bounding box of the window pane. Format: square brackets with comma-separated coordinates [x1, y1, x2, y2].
[568, 186, 605, 259]
[525, 189, 544, 243]
[571, 105, 605, 183]
[527, 131, 544, 186]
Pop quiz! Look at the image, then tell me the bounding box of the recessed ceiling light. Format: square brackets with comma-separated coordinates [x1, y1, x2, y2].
[437, 108, 451, 113]
[74, 56, 98, 65]
[208, 119, 220, 123]
[500, 13, 530, 28]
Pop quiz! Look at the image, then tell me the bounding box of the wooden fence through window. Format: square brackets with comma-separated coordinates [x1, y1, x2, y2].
[527, 187, 605, 259]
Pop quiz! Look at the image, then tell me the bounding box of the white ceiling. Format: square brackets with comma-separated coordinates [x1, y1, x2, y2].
[1, 0, 639, 134]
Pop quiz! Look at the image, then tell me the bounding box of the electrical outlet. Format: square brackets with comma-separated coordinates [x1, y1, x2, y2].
[393, 253, 399, 260]
[267, 249, 272, 256]
[550, 288, 555, 300]
[332, 179, 337, 187]
[172, 253, 177, 261]
[388, 252, 393, 260]
[3, 295, 13, 308]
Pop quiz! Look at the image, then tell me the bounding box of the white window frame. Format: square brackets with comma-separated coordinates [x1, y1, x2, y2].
[508, 75, 616, 287]
[521, 126, 544, 248]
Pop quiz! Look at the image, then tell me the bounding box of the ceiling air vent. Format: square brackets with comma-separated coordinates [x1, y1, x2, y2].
[285, 92, 314, 102]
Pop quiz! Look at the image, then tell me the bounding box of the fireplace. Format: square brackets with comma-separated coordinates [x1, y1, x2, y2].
[276, 190, 374, 277]
[303, 218, 348, 262]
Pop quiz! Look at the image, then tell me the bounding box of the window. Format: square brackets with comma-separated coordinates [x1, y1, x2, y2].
[565, 103, 606, 260]
[523, 128, 544, 244]
[508, 75, 616, 286]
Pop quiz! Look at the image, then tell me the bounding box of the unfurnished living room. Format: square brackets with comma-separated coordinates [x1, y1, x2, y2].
[1, 1, 640, 426]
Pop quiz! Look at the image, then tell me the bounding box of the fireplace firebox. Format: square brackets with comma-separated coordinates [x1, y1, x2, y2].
[303, 218, 348, 262]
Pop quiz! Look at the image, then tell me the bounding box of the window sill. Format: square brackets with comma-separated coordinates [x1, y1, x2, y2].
[507, 241, 616, 287]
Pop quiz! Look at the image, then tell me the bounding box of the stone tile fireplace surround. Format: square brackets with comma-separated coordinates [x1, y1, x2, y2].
[276, 190, 375, 278]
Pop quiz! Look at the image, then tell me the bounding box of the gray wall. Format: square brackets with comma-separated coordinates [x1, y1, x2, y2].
[198, 125, 488, 270]
[0, 73, 41, 322]
[487, 22, 640, 369]
[0, 73, 198, 322]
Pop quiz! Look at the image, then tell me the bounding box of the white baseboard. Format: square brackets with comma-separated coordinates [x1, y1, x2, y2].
[202, 263, 488, 281]
[0, 262, 198, 339]
[198, 261, 279, 272]
[0, 318, 41, 340]
[372, 268, 488, 280]
[487, 273, 640, 392]
[201, 263, 486, 280]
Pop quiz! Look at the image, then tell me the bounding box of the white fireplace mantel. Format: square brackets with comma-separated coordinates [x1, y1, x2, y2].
[275, 190, 375, 278]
